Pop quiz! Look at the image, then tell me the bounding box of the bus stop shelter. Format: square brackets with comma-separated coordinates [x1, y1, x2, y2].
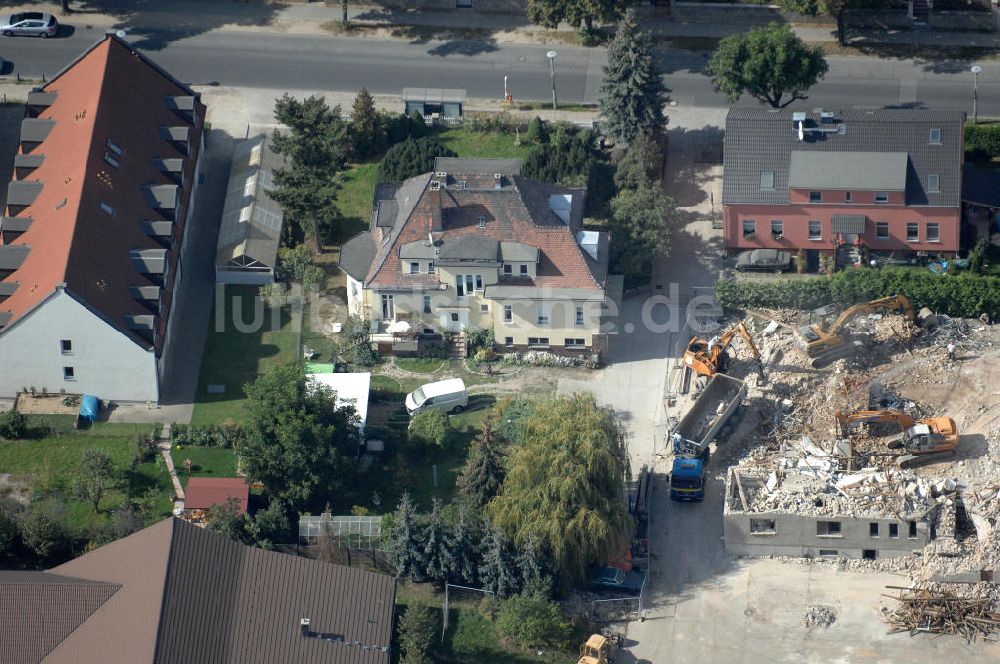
[402, 88, 466, 122]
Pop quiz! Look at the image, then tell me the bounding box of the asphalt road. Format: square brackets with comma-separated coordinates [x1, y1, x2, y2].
[3, 24, 1000, 114]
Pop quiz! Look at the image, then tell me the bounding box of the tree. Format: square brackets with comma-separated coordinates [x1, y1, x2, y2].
[270, 94, 352, 250]
[247, 499, 290, 550]
[408, 410, 453, 452]
[609, 186, 678, 289]
[206, 497, 250, 544]
[496, 592, 571, 649]
[351, 87, 384, 160]
[378, 137, 455, 183]
[527, 0, 627, 33]
[488, 394, 632, 588]
[599, 9, 668, 145]
[0, 410, 27, 440]
[0, 499, 22, 559]
[19, 499, 72, 562]
[706, 23, 828, 109]
[75, 448, 115, 513]
[516, 534, 550, 595]
[237, 363, 361, 509]
[421, 499, 453, 583]
[447, 505, 479, 585]
[524, 116, 549, 144]
[341, 0, 349, 26]
[478, 526, 521, 598]
[522, 124, 600, 186]
[457, 423, 506, 510]
[614, 129, 663, 191]
[276, 244, 326, 291]
[387, 493, 423, 578]
[398, 603, 437, 664]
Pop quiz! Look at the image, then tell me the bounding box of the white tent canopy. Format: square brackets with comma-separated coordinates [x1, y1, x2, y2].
[306, 372, 371, 434]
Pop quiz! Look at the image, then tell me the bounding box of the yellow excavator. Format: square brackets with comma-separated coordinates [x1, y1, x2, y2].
[795, 295, 916, 368]
[683, 320, 764, 380]
[835, 408, 959, 466]
[578, 634, 614, 664]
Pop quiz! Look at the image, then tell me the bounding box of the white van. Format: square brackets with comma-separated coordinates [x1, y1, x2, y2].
[405, 378, 468, 416]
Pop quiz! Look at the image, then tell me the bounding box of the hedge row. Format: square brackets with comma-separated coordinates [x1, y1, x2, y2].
[964, 122, 1000, 161]
[715, 267, 1000, 319]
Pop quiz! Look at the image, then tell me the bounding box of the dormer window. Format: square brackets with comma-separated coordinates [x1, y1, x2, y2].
[477, 216, 486, 229]
[427, 261, 435, 274]
[929, 128, 941, 144]
[759, 171, 775, 190]
[409, 262, 420, 274]
[106, 139, 123, 156]
[503, 264, 512, 275]
[519, 264, 528, 276]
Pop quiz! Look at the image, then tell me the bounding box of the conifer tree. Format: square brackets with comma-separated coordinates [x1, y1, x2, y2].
[387, 493, 423, 578]
[350, 87, 384, 160]
[447, 505, 480, 585]
[421, 498, 453, 583]
[479, 526, 521, 598]
[457, 424, 506, 510]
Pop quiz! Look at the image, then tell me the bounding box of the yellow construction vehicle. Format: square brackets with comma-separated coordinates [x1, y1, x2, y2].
[835, 408, 959, 465]
[795, 295, 916, 367]
[683, 320, 764, 380]
[578, 634, 613, 664]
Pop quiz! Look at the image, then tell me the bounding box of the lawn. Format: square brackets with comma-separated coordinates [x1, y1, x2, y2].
[171, 445, 238, 488]
[0, 416, 174, 533]
[394, 357, 444, 374]
[190, 285, 299, 425]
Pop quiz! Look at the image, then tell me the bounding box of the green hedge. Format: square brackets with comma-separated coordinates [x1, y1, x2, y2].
[965, 122, 1000, 160]
[715, 267, 1000, 319]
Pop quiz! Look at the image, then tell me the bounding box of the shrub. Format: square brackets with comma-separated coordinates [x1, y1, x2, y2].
[378, 137, 455, 183]
[408, 410, 453, 451]
[969, 237, 988, 274]
[19, 499, 72, 562]
[465, 326, 494, 353]
[0, 410, 27, 440]
[398, 603, 437, 664]
[495, 592, 571, 649]
[715, 267, 1000, 319]
[965, 122, 1000, 161]
[524, 116, 549, 144]
[463, 111, 528, 135]
[172, 424, 245, 448]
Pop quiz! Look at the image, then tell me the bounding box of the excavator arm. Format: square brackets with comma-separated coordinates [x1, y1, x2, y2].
[826, 295, 915, 337]
[835, 409, 915, 436]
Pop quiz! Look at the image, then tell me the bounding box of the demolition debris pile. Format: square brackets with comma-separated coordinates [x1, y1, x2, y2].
[881, 587, 1000, 642]
[802, 605, 837, 630]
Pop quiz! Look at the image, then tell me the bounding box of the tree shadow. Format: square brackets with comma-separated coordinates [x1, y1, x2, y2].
[427, 38, 499, 57]
[65, 0, 288, 51]
[663, 125, 725, 210]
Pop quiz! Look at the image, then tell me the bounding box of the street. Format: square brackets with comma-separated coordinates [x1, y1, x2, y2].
[2, 23, 1000, 114]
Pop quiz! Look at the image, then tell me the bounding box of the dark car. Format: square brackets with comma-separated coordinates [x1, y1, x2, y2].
[735, 249, 793, 273]
[1, 12, 58, 38]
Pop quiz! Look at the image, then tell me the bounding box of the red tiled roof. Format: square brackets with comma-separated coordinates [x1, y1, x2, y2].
[0, 36, 205, 347]
[183, 477, 250, 515]
[367, 175, 604, 291]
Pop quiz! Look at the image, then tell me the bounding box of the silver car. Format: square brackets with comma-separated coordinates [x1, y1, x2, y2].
[1, 12, 58, 38]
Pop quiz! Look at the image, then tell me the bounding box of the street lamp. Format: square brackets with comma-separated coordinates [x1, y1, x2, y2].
[971, 64, 982, 125]
[546, 50, 558, 111]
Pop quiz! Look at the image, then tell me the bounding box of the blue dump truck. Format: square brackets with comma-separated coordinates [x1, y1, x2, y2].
[669, 373, 746, 502]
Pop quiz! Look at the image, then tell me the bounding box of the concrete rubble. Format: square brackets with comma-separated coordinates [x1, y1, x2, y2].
[802, 605, 837, 630]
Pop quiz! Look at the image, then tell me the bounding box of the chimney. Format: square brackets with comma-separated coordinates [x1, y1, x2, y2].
[300, 618, 311, 637]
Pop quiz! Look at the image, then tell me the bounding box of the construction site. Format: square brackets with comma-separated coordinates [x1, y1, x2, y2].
[666, 294, 1000, 640]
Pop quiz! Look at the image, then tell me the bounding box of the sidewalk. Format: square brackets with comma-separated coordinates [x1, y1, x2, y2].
[15, 0, 1000, 50]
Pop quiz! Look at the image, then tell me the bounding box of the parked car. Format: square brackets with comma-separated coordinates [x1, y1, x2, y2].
[735, 249, 793, 273]
[1, 12, 58, 38]
[591, 566, 625, 588]
[405, 378, 468, 416]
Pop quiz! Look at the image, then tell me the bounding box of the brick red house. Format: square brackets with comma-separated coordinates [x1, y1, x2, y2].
[722, 108, 965, 267]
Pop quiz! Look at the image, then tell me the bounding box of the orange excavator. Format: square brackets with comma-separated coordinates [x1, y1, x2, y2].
[835, 408, 959, 466]
[794, 294, 916, 368]
[683, 320, 764, 381]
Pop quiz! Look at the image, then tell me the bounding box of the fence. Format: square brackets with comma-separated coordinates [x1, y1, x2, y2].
[442, 583, 496, 641]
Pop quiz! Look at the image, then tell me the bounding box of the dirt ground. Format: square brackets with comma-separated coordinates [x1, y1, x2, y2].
[14, 393, 81, 416]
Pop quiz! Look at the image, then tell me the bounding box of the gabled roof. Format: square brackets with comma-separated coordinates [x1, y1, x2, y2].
[722, 108, 965, 207]
[6, 518, 396, 664]
[0, 35, 205, 347]
[353, 160, 606, 292]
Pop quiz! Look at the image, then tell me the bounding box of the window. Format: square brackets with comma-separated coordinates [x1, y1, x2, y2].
[427, 261, 435, 274]
[759, 171, 775, 190]
[537, 305, 549, 326]
[742, 220, 756, 240]
[466, 275, 475, 296]
[926, 223, 940, 243]
[450, 313, 460, 323]
[564, 338, 586, 348]
[929, 128, 942, 144]
[423, 295, 432, 314]
[504, 336, 514, 346]
[818, 549, 839, 557]
[527, 337, 549, 347]
[749, 518, 776, 535]
[927, 174, 940, 192]
[809, 191, 822, 203]
[863, 550, 877, 561]
[477, 215, 486, 229]
[844, 191, 852, 203]
[409, 262, 420, 274]
[906, 223, 919, 242]
[875, 192, 889, 204]
[60, 339, 72, 354]
[104, 152, 120, 168]
[502, 264, 512, 275]
[889, 523, 899, 538]
[100, 202, 115, 216]
[575, 306, 584, 326]
[475, 275, 483, 291]
[480, 303, 489, 314]
[456, 274, 465, 297]
[908, 521, 918, 539]
[869, 523, 880, 538]
[381, 294, 394, 319]
[808, 220, 822, 240]
[770, 220, 783, 240]
[63, 366, 75, 380]
[876, 222, 889, 239]
[503, 305, 513, 323]
[519, 264, 528, 276]
[817, 521, 842, 537]
[106, 138, 123, 156]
